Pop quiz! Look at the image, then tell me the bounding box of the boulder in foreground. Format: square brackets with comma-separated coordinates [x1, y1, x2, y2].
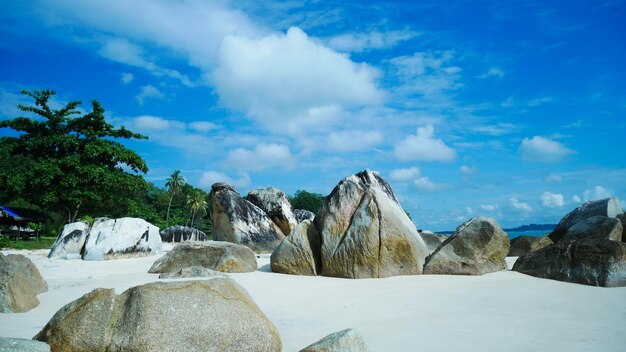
[315, 170, 428, 278]
[82, 217, 163, 261]
[508, 235, 553, 256]
[299, 329, 370, 352]
[158, 266, 227, 279]
[34, 279, 281, 351]
[47, 221, 89, 259]
[0, 253, 48, 313]
[271, 220, 321, 276]
[0, 337, 50, 352]
[513, 238, 626, 287]
[149, 241, 257, 274]
[246, 187, 298, 236]
[211, 183, 285, 253]
[548, 197, 623, 243]
[423, 217, 510, 275]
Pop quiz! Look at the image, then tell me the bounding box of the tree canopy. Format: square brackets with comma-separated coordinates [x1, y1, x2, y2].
[0, 89, 148, 223]
[289, 190, 326, 213]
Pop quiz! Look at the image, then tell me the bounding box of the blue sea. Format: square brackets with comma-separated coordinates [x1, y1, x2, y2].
[506, 230, 551, 239]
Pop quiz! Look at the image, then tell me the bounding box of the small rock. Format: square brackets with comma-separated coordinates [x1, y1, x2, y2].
[0, 337, 50, 352]
[0, 253, 48, 313]
[300, 329, 370, 352]
[294, 209, 316, 223]
[508, 235, 553, 256]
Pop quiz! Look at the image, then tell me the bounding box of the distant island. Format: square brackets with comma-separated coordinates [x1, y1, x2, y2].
[435, 223, 556, 235]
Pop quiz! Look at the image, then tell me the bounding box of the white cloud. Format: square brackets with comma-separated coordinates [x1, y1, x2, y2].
[123, 115, 213, 154]
[135, 85, 164, 105]
[544, 174, 562, 183]
[199, 171, 250, 189]
[326, 29, 418, 53]
[510, 197, 532, 211]
[541, 192, 565, 207]
[480, 204, 497, 211]
[478, 67, 505, 78]
[528, 96, 553, 107]
[572, 195, 582, 203]
[325, 130, 382, 152]
[414, 177, 447, 192]
[583, 185, 612, 201]
[520, 136, 575, 163]
[121, 72, 134, 84]
[189, 121, 219, 132]
[213, 27, 382, 136]
[395, 124, 456, 162]
[390, 167, 421, 182]
[459, 165, 477, 175]
[225, 143, 296, 171]
[472, 122, 521, 136]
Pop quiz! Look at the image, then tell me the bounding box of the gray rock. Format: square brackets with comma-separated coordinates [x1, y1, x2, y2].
[314, 170, 429, 279]
[270, 220, 321, 276]
[211, 183, 285, 253]
[34, 279, 282, 352]
[158, 266, 227, 279]
[420, 232, 449, 255]
[160, 225, 207, 242]
[508, 235, 553, 256]
[618, 213, 626, 240]
[294, 209, 316, 223]
[82, 217, 163, 261]
[0, 253, 48, 313]
[48, 221, 89, 259]
[562, 216, 623, 242]
[423, 217, 510, 275]
[0, 337, 50, 352]
[148, 241, 257, 274]
[549, 197, 623, 243]
[513, 239, 626, 287]
[300, 329, 370, 352]
[246, 187, 298, 236]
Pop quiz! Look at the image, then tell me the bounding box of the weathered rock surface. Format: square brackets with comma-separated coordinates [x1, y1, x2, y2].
[48, 221, 89, 259]
[246, 187, 298, 236]
[618, 213, 626, 239]
[82, 217, 163, 261]
[34, 279, 282, 352]
[300, 329, 370, 352]
[294, 209, 316, 223]
[158, 266, 227, 279]
[561, 216, 623, 242]
[271, 220, 321, 276]
[513, 239, 626, 287]
[549, 197, 623, 243]
[149, 241, 257, 274]
[211, 183, 285, 253]
[508, 235, 553, 256]
[314, 170, 428, 279]
[0, 337, 50, 352]
[420, 232, 449, 255]
[423, 217, 510, 275]
[0, 253, 48, 313]
[160, 225, 207, 242]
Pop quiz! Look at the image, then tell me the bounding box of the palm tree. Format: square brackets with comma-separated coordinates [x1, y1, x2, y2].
[165, 170, 185, 222]
[187, 190, 208, 228]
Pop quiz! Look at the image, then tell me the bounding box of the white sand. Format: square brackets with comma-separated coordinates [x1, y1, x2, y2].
[2, 248, 626, 352]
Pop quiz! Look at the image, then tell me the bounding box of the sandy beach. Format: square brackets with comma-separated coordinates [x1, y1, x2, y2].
[1, 247, 625, 352]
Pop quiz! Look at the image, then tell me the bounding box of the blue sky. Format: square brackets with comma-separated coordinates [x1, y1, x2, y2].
[1, 0, 625, 230]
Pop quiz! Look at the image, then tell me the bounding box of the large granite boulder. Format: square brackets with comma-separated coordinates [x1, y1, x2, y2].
[0, 337, 50, 352]
[508, 235, 553, 256]
[300, 329, 370, 352]
[314, 170, 428, 279]
[158, 266, 227, 279]
[270, 220, 321, 276]
[561, 216, 623, 242]
[246, 187, 298, 235]
[549, 197, 623, 243]
[149, 241, 257, 274]
[34, 279, 282, 351]
[211, 183, 285, 253]
[160, 225, 207, 243]
[82, 217, 163, 261]
[48, 221, 89, 259]
[513, 239, 626, 287]
[294, 209, 316, 223]
[420, 232, 449, 255]
[0, 253, 48, 313]
[423, 217, 510, 275]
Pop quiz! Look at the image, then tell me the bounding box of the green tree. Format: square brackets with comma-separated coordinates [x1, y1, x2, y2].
[0, 89, 148, 223]
[289, 190, 326, 213]
[186, 190, 208, 228]
[165, 170, 185, 222]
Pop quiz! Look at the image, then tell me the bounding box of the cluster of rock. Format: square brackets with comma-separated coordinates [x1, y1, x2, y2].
[0, 253, 48, 313]
[210, 183, 313, 253]
[48, 217, 163, 261]
[513, 197, 626, 287]
[268, 170, 510, 278]
[160, 225, 207, 242]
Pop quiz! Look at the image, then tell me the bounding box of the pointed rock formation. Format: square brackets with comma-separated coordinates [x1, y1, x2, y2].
[270, 220, 321, 276]
[48, 221, 89, 259]
[246, 187, 298, 235]
[548, 197, 623, 243]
